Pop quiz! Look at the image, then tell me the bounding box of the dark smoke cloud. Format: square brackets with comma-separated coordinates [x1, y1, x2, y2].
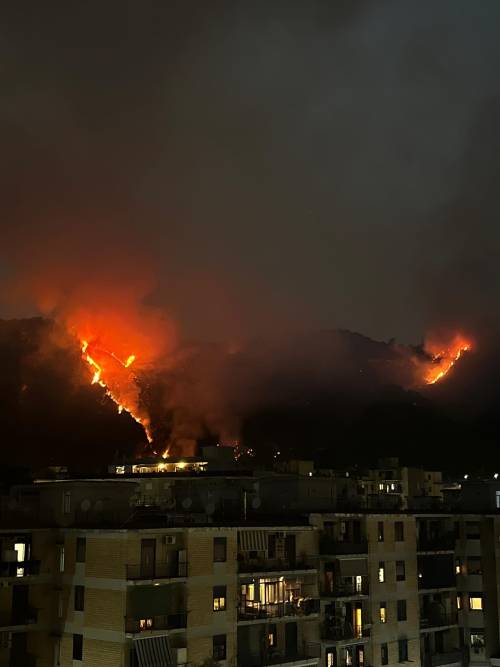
[2, 1, 500, 342]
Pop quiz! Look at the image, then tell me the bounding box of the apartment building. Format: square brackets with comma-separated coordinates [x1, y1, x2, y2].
[0, 468, 499, 667]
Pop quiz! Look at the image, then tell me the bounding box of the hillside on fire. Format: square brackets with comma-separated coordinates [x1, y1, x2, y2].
[0, 317, 497, 473]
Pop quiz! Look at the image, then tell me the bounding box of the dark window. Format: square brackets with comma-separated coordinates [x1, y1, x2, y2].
[213, 537, 227, 563]
[395, 522, 404, 542]
[467, 558, 482, 575]
[378, 522, 384, 542]
[398, 639, 408, 662]
[129, 647, 139, 667]
[396, 560, 406, 582]
[268, 624, 277, 648]
[213, 586, 226, 612]
[76, 538, 86, 563]
[381, 644, 388, 666]
[74, 586, 85, 612]
[397, 600, 407, 622]
[466, 522, 480, 539]
[213, 634, 227, 661]
[73, 634, 83, 661]
[268, 535, 277, 558]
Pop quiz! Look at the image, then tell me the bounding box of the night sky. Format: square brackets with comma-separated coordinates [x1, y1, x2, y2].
[2, 1, 500, 344]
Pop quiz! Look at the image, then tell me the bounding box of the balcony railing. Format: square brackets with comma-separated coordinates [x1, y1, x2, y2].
[125, 612, 187, 633]
[429, 651, 463, 666]
[0, 607, 38, 628]
[323, 622, 370, 642]
[238, 558, 316, 574]
[420, 613, 458, 629]
[417, 534, 456, 552]
[0, 560, 41, 578]
[126, 561, 188, 580]
[11, 655, 37, 667]
[238, 599, 320, 621]
[322, 580, 369, 598]
[320, 537, 368, 556]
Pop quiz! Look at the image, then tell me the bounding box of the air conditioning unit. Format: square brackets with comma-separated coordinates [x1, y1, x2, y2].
[175, 647, 187, 665]
[163, 535, 176, 545]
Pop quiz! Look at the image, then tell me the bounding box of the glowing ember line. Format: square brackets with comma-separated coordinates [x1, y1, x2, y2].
[425, 343, 471, 385]
[80, 340, 153, 443]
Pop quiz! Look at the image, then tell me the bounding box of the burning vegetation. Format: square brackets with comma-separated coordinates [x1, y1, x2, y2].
[422, 334, 473, 386]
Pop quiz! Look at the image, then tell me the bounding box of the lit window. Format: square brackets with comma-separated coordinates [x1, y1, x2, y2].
[213, 585, 226, 612]
[327, 650, 335, 667]
[457, 595, 461, 610]
[59, 545, 65, 573]
[379, 483, 384, 491]
[471, 632, 485, 653]
[268, 624, 277, 647]
[139, 618, 153, 630]
[14, 542, 26, 577]
[355, 575, 362, 593]
[469, 596, 483, 610]
[496, 490, 500, 508]
[380, 602, 387, 623]
[345, 648, 353, 666]
[378, 562, 385, 583]
[455, 559, 461, 575]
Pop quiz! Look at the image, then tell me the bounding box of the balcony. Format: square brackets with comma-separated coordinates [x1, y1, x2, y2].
[125, 612, 187, 634]
[417, 534, 456, 553]
[429, 651, 463, 666]
[322, 623, 370, 642]
[0, 607, 38, 629]
[260, 652, 319, 666]
[0, 560, 41, 578]
[238, 558, 316, 575]
[322, 580, 369, 598]
[11, 655, 37, 667]
[320, 537, 368, 556]
[126, 561, 187, 581]
[420, 613, 458, 630]
[238, 599, 320, 622]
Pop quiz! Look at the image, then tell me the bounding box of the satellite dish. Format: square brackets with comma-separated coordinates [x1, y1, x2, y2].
[182, 498, 192, 510]
[205, 502, 215, 515]
[251, 497, 261, 509]
[80, 499, 91, 512]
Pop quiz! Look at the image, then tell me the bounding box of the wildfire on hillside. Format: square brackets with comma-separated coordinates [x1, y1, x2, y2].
[80, 339, 153, 442]
[422, 333, 473, 385]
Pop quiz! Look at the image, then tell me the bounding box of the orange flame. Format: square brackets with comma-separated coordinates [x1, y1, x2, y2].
[424, 335, 472, 385]
[80, 339, 153, 442]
